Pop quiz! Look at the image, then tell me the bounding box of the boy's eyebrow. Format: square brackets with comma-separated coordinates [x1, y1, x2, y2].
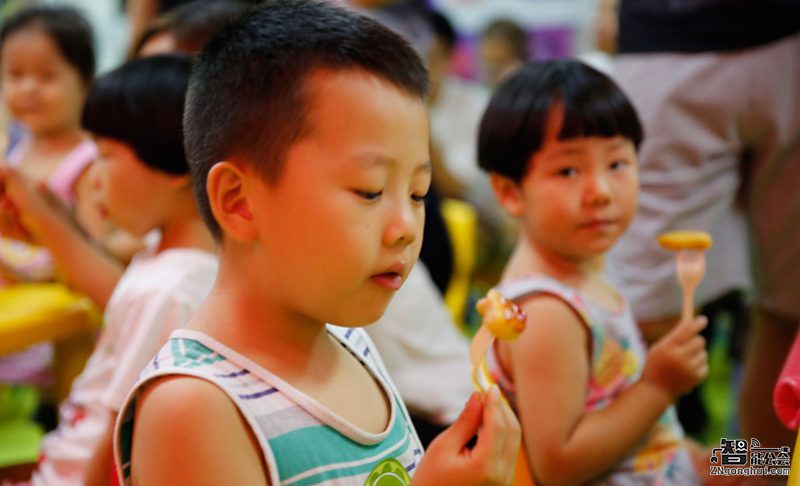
[353, 153, 432, 172]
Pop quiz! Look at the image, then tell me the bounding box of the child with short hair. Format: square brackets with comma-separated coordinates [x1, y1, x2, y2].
[1, 54, 217, 486]
[478, 60, 708, 484]
[114, 2, 520, 485]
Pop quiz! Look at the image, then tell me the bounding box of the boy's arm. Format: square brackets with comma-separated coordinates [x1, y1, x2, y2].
[510, 297, 707, 485]
[132, 375, 270, 486]
[84, 410, 116, 486]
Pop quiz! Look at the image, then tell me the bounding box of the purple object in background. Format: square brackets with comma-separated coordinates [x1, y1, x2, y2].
[449, 25, 574, 82]
[530, 25, 573, 60]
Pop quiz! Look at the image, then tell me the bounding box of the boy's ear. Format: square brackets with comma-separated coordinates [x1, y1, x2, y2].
[206, 161, 258, 242]
[490, 173, 524, 217]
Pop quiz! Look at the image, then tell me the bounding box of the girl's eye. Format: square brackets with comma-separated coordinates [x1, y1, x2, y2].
[556, 167, 578, 178]
[610, 160, 628, 171]
[355, 190, 382, 201]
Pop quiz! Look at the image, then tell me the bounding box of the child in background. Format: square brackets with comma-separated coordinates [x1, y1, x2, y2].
[115, 2, 519, 485]
[1, 54, 217, 486]
[478, 60, 708, 484]
[0, 5, 101, 283]
[129, 0, 248, 58]
[0, 5, 146, 310]
[0, 4, 102, 405]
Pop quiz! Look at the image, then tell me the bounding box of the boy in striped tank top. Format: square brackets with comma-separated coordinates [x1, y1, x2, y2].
[113, 1, 521, 485]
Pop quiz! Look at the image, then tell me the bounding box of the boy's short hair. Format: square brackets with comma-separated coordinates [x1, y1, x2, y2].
[478, 59, 643, 182]
[184, 0, 429, 240]
[0, 5, 95, 84]
[82, 54, 193, 175]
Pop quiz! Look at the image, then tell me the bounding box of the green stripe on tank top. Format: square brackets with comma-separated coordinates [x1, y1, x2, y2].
[268, 400, 411, 482]
[170, 338, 225, 368]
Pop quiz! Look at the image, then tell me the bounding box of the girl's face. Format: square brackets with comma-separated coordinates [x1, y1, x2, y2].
[1, 27, 87, 136]
[513, 105, 639, 262]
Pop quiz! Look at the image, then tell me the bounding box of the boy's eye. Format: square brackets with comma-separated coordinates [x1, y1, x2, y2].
[556, 167, 578, 178]
[355, 190, 382, 201]
[411, 192, 428, 203]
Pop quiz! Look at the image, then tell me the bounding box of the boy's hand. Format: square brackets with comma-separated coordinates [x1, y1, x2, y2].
[412, 386, 521, 486]
[641, 315, 709, 399]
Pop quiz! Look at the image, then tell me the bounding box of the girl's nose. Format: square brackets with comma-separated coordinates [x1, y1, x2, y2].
[584, 172, 612, 207]
[19, 76, 37, 93]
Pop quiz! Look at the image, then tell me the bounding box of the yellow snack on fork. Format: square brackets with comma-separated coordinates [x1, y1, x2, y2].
[476, 289, 527, 341]
[657, 230, 713, 251]
[658, 230, 712, 323]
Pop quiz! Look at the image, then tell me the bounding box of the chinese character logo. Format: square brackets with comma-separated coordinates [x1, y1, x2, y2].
[711, 438, 748, 466]
[749, 439, 791, 467]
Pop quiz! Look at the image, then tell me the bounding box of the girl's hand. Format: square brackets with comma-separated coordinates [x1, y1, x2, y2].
[642, 315, 709, 399]
[0, 165, 65, 241]
[412, 387, 521, 486]
[0, 169, 33, 242]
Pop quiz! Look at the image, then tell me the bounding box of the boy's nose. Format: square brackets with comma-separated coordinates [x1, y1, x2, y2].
[383, 200, 420, 248]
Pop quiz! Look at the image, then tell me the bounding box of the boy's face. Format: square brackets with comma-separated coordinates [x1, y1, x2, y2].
[94, 137, 180, 236]
[515, 106, 639, 261]
[245, 69, 431, 326]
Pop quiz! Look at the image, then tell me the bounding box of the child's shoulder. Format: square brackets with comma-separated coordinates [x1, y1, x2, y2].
[129, 373, 270, 485]
[497, 273, 582, 307]
[116, 246, 218, 299]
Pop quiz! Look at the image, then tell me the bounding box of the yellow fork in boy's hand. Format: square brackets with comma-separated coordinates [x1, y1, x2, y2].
[471, 289, 535, 486]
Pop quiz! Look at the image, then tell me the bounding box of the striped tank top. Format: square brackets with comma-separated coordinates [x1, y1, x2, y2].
[114, 327, 424, 485]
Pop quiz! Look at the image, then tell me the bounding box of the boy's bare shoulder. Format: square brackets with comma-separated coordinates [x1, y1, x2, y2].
[137, 374, 232, 419]
[132, 375, 271, 485]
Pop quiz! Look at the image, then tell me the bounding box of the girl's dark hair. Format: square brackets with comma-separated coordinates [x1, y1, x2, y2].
[0, 5, 95, 84]
[82, 54, 193, 175]
[478, 59, 643, 182]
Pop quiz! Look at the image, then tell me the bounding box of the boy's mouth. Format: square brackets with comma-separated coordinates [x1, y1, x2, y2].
[371, 271, 404, 290]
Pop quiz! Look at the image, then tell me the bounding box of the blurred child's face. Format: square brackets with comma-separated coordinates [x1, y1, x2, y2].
[245, 69, 431, 326]
[516, 105, 638, 260]
[137, 32, 179, 58]
[480, 36, 520, 87]
[1, 27, 86, 136]
[94, 137, 181, 236]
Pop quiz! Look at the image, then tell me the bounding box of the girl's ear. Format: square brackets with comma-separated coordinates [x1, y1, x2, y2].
[490, 172, 524, 217]
[206, 161, 258, 243]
